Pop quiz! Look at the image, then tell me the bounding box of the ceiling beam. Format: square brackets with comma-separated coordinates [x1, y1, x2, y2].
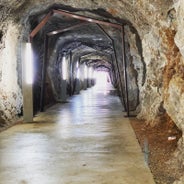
[47, 22, 89, 36]
[29, 9, 122, 41]
[53, 9, 121, 29]
[29, 11, 53, 42]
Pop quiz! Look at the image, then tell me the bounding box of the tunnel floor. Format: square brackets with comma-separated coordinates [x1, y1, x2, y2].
[0, 84, 155, 184]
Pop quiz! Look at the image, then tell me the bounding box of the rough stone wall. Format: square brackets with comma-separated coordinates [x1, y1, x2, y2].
[132, 2, 180, 127]
[166, 1, 184, 177]
[135, 0, 184, 176]
[137, 27, 167, 125]
[0, 0, 184, 181]
[0, 22, 22, 124]
[124, 26, 144, 111]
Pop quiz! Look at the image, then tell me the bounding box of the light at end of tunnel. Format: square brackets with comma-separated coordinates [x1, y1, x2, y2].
[62, 56, 67, 80]
[25, 43, 33, 84]
[93, 71, 97, 79]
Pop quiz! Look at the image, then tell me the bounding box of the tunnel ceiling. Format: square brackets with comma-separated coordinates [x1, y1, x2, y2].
[2, 2, 184, 180]
[0, 0, 175, 114]
[0, 0, 174, 74]
[18, 3, 150, 114]
[30, 9, 119, 70]
[0, 0, 173, 37]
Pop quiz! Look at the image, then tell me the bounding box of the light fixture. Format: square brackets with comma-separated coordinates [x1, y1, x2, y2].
[25, 43, 33, 84]
[62, 56, 67, 80]
[88, 67, 93, 78]
[77, 68, 80, 79]
[88, 18, 93, 22]
[84, 65, 88, 79]
[52, 31, 58, 35]
[76, 61, 79, 68]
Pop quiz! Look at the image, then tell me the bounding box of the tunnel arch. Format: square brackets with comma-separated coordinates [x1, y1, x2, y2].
[20, 5, 144, 116]
[1, 1, 184, 180]
[0, 0, 165, 125]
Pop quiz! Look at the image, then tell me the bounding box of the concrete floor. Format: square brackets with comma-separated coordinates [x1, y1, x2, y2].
[0, 84, 155, 184]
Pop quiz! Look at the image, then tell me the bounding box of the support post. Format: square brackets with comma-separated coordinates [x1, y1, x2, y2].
[40, 35, 48, 112]
[121, 25, 130, 117]
[109, 57, 117, 87]
[22, 42, 33, 122]
[111, 43, 127, 112]
[69, 51, 73, 96]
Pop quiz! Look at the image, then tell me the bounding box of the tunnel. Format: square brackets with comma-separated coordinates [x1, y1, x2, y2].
[0, 1, 184, 183]
[25, 7, 141, 116]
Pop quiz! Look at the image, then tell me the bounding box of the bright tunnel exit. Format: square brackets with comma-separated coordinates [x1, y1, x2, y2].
[94, 71, 111, 92]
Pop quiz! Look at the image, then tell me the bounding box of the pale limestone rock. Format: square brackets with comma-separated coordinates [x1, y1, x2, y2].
[164, 76, 184, 171]
[125, 26, 144, 94]
[166, 0, 184, 174]
[0, 22, 23, 122]
[124, 26, 144, 110]
[173, 134, 184, 184]
[164, 76, 184, 130]
[0, 0, 183, 181]
[137, 28, 166, 124]
[174, 177, 184, 184]
[174, 0, 184, 57]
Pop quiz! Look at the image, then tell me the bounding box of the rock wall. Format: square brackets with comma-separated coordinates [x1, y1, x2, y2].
[124, 26, 145, 111]
[166, 1, 184, 176]
[0, 22, 22, 125]
[0, 0, 184, 181]
[137, 27, 167, 125]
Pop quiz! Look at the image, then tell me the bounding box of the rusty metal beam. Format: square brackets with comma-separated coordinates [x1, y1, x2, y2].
[29, 11, 53, 42]
[112, 42, 127, 112]
[96, 24, 127, 111]
[29, 9, 122, 41]
[40, 35, 49, 112]
[28, 8, 127, 113]
[96, 24, 112, 42]
[110, 55, 118, 87]
[121, 26, 130, 117]
[53, 9, 121, 29]
[47, 22, 89, 36]
[69, 51, 73, 96]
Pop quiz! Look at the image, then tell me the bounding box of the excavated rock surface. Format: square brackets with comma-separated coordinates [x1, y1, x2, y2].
[0, 21, 23, 126]
[0, 0, 184, 182]
[0, 0, 173, 126]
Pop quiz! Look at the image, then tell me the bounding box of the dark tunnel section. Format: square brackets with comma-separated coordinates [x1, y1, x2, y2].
[27, 6, 143, 115]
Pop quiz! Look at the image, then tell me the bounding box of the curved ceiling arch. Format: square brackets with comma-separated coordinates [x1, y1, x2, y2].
[95, 64, 111, 72]
[82, 59, 112, 69]
[21, 2, 153, 39]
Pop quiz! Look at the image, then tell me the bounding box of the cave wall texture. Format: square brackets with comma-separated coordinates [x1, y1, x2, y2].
[0, 0, 184, 182]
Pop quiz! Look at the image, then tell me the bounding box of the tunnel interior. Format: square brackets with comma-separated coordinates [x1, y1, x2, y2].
[1, 1, 184, 183]
[27, 5, 142, 115]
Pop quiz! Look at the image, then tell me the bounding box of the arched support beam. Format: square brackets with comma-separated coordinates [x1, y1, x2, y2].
[96, 24, 128, 114]
[26, 8, 128, 121]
